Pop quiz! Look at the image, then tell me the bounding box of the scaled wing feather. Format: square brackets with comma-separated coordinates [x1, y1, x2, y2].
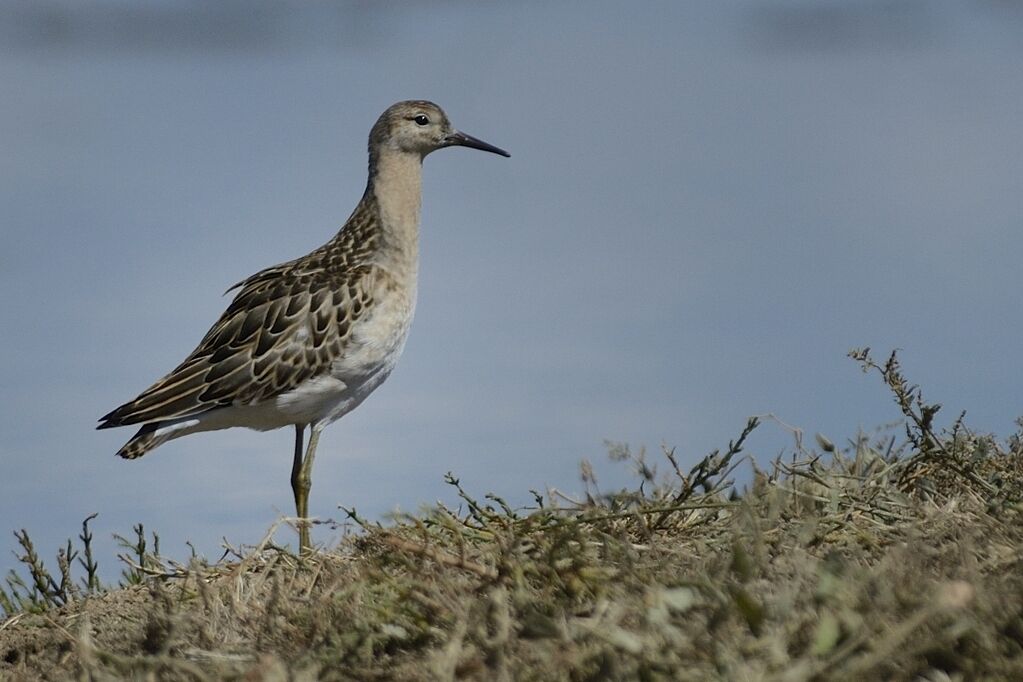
[98, 263, 373, 428]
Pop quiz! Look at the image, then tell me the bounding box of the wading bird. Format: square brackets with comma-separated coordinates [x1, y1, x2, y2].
[98, 101, 509, 551]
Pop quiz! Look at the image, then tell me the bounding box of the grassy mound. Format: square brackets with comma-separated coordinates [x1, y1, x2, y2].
[3, 350, 1023, 681]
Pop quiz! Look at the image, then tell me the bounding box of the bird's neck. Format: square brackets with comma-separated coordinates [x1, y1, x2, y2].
[364, 150, 422, 274]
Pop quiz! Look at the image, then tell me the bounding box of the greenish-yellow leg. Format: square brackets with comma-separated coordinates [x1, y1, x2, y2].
[290, 424, 321, 553]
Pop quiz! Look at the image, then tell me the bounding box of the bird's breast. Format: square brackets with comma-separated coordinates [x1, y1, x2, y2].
[272, 282, 416, 428]
[332, 275, 417, 385]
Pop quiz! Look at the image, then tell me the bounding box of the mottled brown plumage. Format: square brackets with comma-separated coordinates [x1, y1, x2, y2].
[98, 100, 509, 550]
[98, 196, 381, 443]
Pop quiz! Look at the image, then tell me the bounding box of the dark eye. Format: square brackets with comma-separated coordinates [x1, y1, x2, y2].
[413, 114, 430, 126]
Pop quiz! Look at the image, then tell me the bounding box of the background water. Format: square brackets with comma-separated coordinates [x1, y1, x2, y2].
[2, 0, 1022, 577]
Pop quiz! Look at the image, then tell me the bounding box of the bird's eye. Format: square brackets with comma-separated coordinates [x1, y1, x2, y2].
[413, 114, 430, 126]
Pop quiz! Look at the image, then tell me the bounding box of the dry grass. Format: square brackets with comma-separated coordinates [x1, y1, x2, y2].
[3, 349, 1023, 681]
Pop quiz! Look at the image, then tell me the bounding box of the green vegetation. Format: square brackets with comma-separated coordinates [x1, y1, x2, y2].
[2, 349, 1023, 680]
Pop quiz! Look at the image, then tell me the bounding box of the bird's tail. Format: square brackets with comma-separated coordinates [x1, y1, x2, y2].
[116, 423, 174, 459]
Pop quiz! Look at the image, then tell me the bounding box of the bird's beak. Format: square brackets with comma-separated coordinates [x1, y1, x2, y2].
[443, 130, 511, 158]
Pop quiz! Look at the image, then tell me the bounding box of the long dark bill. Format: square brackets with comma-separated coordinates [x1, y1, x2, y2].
[444, 131, 511, 158]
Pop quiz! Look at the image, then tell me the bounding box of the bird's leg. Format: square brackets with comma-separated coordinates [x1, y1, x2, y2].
[290, 424, 305, 503]
[295, 425, 322, 553]
[290, 425, 308, 550]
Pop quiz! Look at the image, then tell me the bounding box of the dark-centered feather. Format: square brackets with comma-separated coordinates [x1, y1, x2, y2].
[98, 197, 382, 430]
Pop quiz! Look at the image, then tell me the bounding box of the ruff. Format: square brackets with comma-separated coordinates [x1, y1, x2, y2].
[98, 100, 509, 550]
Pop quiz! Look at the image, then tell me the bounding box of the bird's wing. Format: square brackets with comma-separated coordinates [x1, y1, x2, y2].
[97, 261, 376, 428]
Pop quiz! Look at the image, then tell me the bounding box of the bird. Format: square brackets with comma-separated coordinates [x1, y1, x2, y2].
[98, 100, 509, 552]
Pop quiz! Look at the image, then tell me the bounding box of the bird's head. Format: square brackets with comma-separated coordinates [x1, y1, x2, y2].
[370, 100, 510, 160]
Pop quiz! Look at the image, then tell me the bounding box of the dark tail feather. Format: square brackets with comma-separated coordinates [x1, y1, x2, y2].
[116, 423, 173, 460]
